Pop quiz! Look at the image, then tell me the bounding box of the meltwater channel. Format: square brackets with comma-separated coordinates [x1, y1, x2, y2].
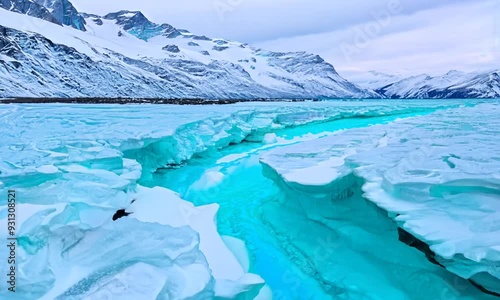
[138, 103, 493, 300]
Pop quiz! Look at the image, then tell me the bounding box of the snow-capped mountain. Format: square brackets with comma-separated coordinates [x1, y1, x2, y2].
[34, 0, 86, 30]
[346, 70, 402, 91]
[379, 70, 500, 98]
[351, 69, 500, 99]
[0, 2, 377, 99]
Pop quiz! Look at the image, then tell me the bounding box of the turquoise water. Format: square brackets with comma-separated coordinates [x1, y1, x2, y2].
[135, 100, 500, 299]
[142, 107, 474, 299]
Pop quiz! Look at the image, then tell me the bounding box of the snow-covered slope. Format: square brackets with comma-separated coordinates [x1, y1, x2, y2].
[351, 70, 500, 99]
[0, 4, 376, 99]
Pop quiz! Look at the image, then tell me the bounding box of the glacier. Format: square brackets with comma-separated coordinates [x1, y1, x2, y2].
[1, 100, 499, 299]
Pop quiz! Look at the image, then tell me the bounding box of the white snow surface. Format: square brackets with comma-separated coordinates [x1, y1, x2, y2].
[260, 102, 500, 293]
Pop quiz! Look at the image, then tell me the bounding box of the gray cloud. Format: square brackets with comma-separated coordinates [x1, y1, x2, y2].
[71, 0, 499, 76]
[72, 0, 474, 42]
[257, 0, 499, 76]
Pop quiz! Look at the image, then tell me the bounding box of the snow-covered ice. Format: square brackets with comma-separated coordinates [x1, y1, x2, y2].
[0, 99, 498, 299]
[260, 102, 500, 295]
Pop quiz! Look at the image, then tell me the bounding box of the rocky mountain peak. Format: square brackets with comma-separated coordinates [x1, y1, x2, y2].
[34, 0, 86, 31]
[103, 10, 181, 40]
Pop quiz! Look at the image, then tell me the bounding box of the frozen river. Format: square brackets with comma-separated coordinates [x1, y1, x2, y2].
[0, 99, 498, 299]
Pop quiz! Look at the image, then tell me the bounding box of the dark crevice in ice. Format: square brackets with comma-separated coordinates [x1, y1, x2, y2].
[469, 279, 500, 297]
[379, 194, 500, 297]
[261, 161, 500, 297]
[112, 209, 132, 221]
[164, 162, 186, 169]
[397, 228, 445, 268]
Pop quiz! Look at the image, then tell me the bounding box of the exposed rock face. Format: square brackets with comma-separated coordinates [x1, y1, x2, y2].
[0, 0, 60, 25]
[0, 0, 85, 30]
[162, 44, 180, 53]
[103, 10, 181, 40]
[34, 0, 86, 30]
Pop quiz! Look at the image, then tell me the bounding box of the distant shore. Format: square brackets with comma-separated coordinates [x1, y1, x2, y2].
[0, 97, 321, 105]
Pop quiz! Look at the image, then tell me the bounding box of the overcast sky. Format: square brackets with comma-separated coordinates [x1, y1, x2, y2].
[72, 0, 500, 78]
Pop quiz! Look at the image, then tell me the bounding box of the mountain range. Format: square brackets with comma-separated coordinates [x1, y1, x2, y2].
[0, 0, 498, 99]
[0, 0, 376, 99]
[349, 70, 500, 99]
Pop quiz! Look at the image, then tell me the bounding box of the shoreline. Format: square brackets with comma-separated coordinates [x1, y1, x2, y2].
[0, 98, 319, 105]
[0, 98, 496, 105]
